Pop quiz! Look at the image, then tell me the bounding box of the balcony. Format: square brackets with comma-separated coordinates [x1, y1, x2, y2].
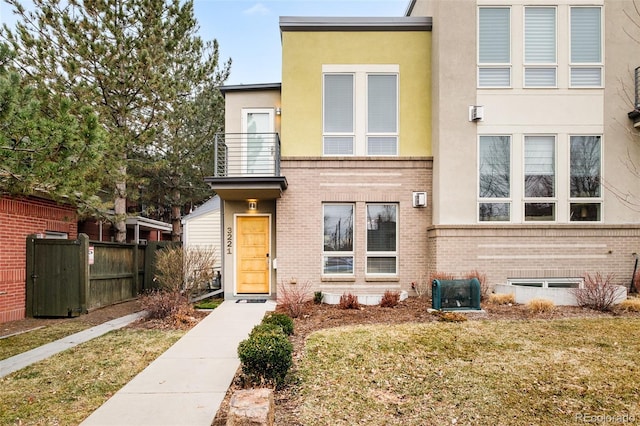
[205, 133, 287, 201]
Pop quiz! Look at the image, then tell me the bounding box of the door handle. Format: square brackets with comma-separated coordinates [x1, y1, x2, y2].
[266, 253, 270, 268]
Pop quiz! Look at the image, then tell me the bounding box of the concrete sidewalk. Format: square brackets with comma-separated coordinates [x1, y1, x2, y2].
[0, 311, 147, 379]
[80, 300, 275, 426]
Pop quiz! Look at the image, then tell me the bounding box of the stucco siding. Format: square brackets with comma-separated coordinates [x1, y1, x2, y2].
[281, 30, 432, 157]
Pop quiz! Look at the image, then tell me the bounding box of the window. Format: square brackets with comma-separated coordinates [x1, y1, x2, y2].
[478, 7, 511, 87]
[44, 231, 68, 239]
[323, 74, 354, 155]
[323, 204, 354, 274]
[509, 278, 582, 289]
[323, 65, 398, 156]
[524, 7, 556, 87]
[524, 136, 556, 221]
[367, 75, 398, 155]
[479, 136, 511, 221]
[366, 204, 397, 274]
[570, 7, 602, 87]
[570, 135, 602, 221]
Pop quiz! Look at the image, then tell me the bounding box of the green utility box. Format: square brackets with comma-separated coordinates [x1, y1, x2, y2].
[432, 278, 481, 310]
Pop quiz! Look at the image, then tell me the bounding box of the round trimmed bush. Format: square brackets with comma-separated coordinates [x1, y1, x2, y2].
[261, 312, 294, 336]
[238, 330, 293, 387]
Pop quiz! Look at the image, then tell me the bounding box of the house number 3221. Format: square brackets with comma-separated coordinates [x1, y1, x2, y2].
[226, 227, 232, 254]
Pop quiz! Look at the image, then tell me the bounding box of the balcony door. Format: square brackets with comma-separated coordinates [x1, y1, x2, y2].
[242, 108, 275, 175]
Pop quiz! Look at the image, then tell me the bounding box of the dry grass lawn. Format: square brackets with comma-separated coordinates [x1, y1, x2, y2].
[295, 318, 640, 425]
[0, 328, 183, 425]
[0, 322, 91, 360]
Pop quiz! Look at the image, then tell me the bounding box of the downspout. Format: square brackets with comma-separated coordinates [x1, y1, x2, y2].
[631, 253, 638, 294]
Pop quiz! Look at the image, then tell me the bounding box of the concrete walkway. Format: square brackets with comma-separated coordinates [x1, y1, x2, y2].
[81, 300, 275, 426]
[0, 311, 147, 378]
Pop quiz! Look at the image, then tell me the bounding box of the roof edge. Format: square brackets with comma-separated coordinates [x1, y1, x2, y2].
[279, 16, 432, 32]
[220, 83, 282, 95]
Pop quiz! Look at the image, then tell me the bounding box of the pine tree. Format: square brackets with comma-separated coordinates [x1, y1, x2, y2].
[2, 0, 230, 241]
[0, 43, 105, 203]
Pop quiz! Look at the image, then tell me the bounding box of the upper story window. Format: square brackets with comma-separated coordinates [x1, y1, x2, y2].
[478, 7, 511, 88]
[570, 7, 602, 87]
[323, 65, 399, 156]
[323, 74, 354, 155]
[367, 75, 398, 155]
[524, 6, 557, 88]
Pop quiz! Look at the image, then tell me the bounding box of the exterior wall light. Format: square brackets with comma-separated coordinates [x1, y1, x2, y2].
[248, 199, 258, 211]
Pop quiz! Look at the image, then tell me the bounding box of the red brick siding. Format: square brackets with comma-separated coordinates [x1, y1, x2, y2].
[0, 196, 78, 323]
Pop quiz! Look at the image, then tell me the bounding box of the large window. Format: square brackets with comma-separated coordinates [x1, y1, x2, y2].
[367, 75, 398, 155]
[479, 136, 511, 221]
[323, 74, 354, 155]
[323, 204, 354, 274]
[323, 66, 398, 156]
[570, 135, 602, 221]
[570, 7, 602, 87]
[366, 204, 397, 274]
[524, 7, 556, 87]
[478, 7, 511, 87]
[524, 136, 556, 221]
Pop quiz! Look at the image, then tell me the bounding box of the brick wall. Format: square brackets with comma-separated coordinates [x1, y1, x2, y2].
[0, 196, 78, 323]
[276, 157, 433, 295]
[427, 224, 640, 289]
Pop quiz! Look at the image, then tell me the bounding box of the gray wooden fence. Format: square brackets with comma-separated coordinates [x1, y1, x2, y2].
[26, 234, 178, 317]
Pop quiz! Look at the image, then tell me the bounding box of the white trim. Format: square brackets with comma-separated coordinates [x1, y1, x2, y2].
[233, 213, 272, 296]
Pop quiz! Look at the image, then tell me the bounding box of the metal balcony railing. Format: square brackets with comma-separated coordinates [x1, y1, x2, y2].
[214, 133, 281, 177]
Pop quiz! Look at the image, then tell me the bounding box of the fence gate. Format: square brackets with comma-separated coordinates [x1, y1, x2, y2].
[26, 235, 88, 317]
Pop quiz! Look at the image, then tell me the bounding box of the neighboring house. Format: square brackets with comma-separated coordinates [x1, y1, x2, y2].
[79, 216, 172, 244]
[207, 0, 640, 301]
[182, 195, 222, 271]
[0, 195, 78, 323]
[409, 0, 640, 293]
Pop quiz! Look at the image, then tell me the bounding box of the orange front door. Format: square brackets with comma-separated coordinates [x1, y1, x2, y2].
[236, 216, 270, 294]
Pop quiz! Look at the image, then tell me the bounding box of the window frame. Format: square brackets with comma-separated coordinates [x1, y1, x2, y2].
[478, 135, 512, 222]
[322, 203, 355, 276]
[569, 6, 603, 88]
[322, 65, 399, 157]
[569, 135, 603, 222]
[365, 203, 398, 276]
[523, 135, 557, 222]
[478, 6, 512, 88]
[523, 6, 557, 88]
